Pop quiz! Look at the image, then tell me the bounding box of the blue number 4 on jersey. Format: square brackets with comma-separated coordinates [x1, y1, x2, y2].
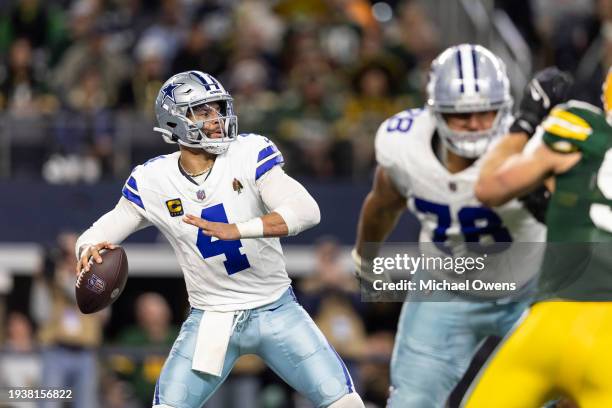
[195, 203, 251, 275]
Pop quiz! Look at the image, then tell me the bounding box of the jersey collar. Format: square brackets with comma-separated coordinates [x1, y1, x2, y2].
[177, 159, 215, 185]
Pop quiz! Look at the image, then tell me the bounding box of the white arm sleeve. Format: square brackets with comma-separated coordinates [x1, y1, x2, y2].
[75, 197, 152, 259]
[257, 166, 321, 236]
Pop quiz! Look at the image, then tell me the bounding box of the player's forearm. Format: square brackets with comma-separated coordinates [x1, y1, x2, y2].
[263, 212, 290, 236]
[475, 174, 518, 207]
[476, 153, 548, 207]
[355, 191, 403, 256]
[476, 132, 531, 207]
[234, 189, 320, 240]
[479, 132, 529, 182]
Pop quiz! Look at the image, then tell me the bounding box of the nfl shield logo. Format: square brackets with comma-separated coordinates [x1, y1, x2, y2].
[87, 274, 106, 294]
[196, 189, 206, 200]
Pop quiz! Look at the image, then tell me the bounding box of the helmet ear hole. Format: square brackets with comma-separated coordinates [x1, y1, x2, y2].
[166, 122, 177, 128]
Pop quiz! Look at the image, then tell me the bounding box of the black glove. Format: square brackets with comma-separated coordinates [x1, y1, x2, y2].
[518, 185, 551, 224]
[509, 67, 573, 138]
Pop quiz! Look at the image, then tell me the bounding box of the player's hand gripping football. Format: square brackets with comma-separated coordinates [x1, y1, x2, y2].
[183, 214, 241, 240]
[76, 241, 117, 274]
[509, 67, 573, 137]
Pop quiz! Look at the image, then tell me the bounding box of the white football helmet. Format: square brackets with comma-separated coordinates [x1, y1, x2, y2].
[153, 71, 238, 155]
[427, 44, 513, 158]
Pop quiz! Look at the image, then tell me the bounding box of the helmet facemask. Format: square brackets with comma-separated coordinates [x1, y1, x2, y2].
[178, 99, 238, 155]
[433, 104, 512, 159]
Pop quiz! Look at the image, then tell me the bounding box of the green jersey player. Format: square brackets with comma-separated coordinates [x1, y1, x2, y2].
[464, 69, 612, 407]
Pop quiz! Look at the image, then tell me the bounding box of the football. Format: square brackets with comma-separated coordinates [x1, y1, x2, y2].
[75, 246, 129, 314]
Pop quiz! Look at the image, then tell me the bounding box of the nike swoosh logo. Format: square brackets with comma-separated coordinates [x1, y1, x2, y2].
[530, 84, 541, 101]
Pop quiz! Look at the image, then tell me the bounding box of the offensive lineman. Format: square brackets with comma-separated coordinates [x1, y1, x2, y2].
[464, 69, 612, 407]
[353, 45, 565, 407]
[75, 71, 364, 408]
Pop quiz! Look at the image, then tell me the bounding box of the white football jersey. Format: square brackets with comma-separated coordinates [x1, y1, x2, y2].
[375, 108, 546, 291]
[122, 134, 291, 311]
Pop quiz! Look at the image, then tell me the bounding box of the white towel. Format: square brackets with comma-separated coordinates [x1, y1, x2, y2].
[192, 311, 234, 376]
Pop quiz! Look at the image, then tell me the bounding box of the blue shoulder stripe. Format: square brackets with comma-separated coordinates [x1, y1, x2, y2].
[127, 176, 138, 192]
[255, 155, 284, 180]
[257, 145, 278, 162]
[122, 187, 145, 210]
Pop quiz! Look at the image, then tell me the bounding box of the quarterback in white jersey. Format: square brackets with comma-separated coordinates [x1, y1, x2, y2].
[76, 71, 364, 408]
[119, 135, 293, 311]
[354, 45, 545, 408]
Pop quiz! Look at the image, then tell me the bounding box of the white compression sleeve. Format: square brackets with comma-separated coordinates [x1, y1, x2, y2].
[75, 197, 152, 259]
[257, 166, 321, 236]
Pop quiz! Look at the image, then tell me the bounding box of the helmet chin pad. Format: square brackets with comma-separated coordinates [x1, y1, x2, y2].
[202, 143, 230, 155]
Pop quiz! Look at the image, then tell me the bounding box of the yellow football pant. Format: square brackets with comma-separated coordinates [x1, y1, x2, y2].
[463, 301, 612, 408]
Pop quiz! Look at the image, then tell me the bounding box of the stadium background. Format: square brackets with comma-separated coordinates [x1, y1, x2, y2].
[0, 0, 610, 407]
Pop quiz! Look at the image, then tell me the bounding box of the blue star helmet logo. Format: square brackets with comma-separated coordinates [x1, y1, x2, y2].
[161, 82, 183, 104]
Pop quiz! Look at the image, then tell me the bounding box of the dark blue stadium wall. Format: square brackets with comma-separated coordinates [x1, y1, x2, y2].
[0, 181, 419, 245]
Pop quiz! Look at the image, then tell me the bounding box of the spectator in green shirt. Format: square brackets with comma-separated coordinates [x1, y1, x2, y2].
[113, 292, 179, 407]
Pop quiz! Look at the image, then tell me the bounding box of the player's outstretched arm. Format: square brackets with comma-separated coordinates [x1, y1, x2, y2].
[478, 67, 573, 190]
[478, 131, 531, 185]
[183, 166, 320, 240]
[75, 197, 151, 274]
[353, 166, 406, 281]
[183, 211, 292, 240]
[475, 142, 580, 207]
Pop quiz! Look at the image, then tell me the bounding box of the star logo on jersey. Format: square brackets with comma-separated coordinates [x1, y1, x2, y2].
[196, 190, 206, 201]
[161, 82, 183, 104]
[232, 178, 243, 194]
[166, 198, 184, 217]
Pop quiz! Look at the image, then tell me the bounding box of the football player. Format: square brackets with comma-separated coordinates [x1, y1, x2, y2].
[463, 69, 612, 407]
[353, 45, 557, 407]
[75, 71, 365, 408]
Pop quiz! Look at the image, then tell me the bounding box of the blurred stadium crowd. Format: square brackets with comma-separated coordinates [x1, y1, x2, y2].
[1, 0, 433, 182]
[1, 0, 612, 407]
[1, 0, 609, 183]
